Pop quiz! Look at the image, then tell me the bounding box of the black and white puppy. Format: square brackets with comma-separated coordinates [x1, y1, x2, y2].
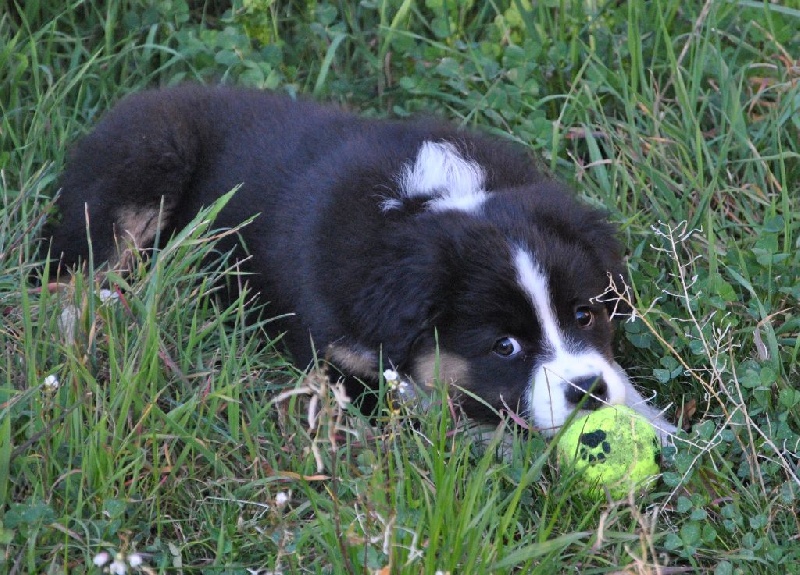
[45, 85, 675, 438]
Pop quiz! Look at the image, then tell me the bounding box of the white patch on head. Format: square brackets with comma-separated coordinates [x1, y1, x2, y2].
[513, 248, 630, 435]
[514, 249, 567, 356]
[392, 140, 489, 213]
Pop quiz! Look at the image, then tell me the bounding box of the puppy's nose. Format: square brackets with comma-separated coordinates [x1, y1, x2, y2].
[565, 376, 608, 410]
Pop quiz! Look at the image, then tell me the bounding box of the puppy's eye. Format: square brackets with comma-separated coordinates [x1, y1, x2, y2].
[492, 336, 522, 358]
[575, 307, 595, 329]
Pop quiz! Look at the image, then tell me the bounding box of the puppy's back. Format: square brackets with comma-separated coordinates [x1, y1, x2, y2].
[46, 85, 352, 271]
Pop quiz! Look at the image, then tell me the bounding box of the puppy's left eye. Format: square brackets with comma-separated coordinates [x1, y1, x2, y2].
[493, 336, 522, 358]
[575, 307, 595, 329]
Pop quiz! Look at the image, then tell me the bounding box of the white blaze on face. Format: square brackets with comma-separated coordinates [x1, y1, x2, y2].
[388, 140, 490, 213]
[513, 248, 630, 435]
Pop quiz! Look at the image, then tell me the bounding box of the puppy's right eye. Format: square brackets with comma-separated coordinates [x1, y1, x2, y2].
[492, 336, 521, 358]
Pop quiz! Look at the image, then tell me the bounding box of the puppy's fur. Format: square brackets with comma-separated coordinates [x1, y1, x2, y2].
[45, 85, 675, 438]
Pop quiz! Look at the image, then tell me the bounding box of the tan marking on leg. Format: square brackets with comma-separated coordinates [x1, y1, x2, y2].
[410, 350, 471, 390]
[112, 206, 171, 271]
[326, 343, 379, 378]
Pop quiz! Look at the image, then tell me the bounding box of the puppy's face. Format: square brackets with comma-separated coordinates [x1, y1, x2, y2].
[407, 222, 631, 434]
[383, 141, 633, 433]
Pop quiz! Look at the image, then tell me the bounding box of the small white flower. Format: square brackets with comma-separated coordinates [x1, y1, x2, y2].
[127, 553, 143, 567]
[93, 551, 111, 566]
[275, 491, 290, 508]
[384, 369, 406, 391]
[109, 557, 127, 574]
[43, 374, 60, 391]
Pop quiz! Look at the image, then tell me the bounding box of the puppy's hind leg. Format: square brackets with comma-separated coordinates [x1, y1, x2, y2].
[45, 88, 205, 275]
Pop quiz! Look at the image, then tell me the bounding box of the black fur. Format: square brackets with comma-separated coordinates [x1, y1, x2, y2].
[45, 85, 662, 432]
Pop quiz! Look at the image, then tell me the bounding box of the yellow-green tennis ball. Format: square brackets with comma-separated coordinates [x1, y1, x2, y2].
[557, 405, 661, 499]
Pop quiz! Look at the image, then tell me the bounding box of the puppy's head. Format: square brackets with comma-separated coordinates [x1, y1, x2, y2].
[363, 140, 636, 433]
[398, 187, 631, 433]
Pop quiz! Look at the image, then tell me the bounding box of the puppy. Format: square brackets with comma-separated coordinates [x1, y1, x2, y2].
[45, 85, 675, 439]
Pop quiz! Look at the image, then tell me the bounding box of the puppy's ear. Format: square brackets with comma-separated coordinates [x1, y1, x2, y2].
[582, 214, 634, 318]
[347, 239, 441, 369]
[356, 282, 438, 368]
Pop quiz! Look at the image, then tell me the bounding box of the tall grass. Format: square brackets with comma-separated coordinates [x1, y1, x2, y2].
[1, 0, 798, 573]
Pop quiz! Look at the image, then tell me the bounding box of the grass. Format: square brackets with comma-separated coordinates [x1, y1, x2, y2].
[1, 0, 799, 573]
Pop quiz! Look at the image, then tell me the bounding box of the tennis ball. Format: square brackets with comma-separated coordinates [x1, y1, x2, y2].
[557, 405, 661, 499]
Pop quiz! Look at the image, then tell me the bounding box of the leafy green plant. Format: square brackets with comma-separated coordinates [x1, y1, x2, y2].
[1, 0, 798, 573]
